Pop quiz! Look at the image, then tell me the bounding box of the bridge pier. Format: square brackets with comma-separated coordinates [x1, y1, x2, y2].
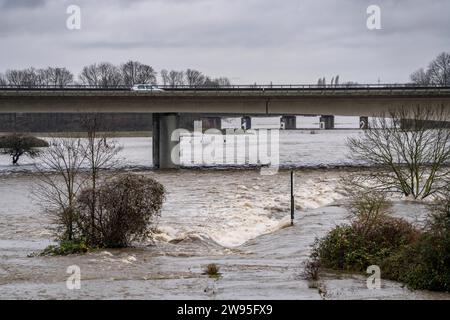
[241, 116, 252, 130]
[281, 116, 297, 129]
[360, 116, 369, 129]
[178, 114, 222, 131]
[152, 113, 180, 169]
[202, 117, 222, 131]
[320, 115, 334, 129]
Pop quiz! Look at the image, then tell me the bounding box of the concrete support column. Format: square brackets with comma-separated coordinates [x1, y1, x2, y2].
[241, 116, 252, 130]
[360, 116, 369, 129]
[281, 116, 297, 130]
[177, 115, 222, 132]
[320, 115, 334, 129]
[152, 113, 180, 169]
[202, 117, 222, 131]
[178, 114, 196, 131]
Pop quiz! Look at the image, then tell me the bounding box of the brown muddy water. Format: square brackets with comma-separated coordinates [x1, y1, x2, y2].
[1, 169, 449, 300]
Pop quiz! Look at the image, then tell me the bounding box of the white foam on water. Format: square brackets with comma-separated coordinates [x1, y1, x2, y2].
[156, 176, 345, 248]
[0, 132, 353, 248]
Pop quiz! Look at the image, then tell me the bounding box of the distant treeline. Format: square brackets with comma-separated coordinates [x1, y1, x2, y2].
[0, 61, 231, 87]
[1, 52, 448, 87]
[410, 52, 450, 86]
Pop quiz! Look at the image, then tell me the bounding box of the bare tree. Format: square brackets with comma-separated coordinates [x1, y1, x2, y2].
[121, 60, 157, 86]
[214, 77, 231, 86]
[203, 76, 230, 87]
[185, 69, 205, 86]
[5, 68, 41, 86]
[0, 73, 6, 86]
[97, 62, 122, 87]
[410, 52, 450, 86]
[35, 138, 87, 241]
[81, 115, 122, 245]
[317, 77, 326, 87]
[79, 62, 122, 87]
[44, 67, 74, 87]
[34, 116, 122, 245]
[79, 64, 100, 86]
[0, 134, 48, 165]
[160, 68, 230, 87]
[5, 69, 25, 86]
[160, 69, 170, 85]
[348, 106, 450, 199]
[168, 70, 185, 87]
[410, 68, 431, 85]
[428, 52, 450, 85]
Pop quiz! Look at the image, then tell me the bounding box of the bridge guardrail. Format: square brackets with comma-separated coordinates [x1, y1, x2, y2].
[0, 83, 449, 92]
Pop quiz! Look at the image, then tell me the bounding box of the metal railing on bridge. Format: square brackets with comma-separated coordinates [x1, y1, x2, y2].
[0, 83, 449, 92]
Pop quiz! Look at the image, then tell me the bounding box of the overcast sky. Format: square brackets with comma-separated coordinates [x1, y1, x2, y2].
[0, 0, 449, 84]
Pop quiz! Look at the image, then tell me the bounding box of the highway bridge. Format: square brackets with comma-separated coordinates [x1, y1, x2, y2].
[1, 83, 450, 115]
[1, 84, 450, 168]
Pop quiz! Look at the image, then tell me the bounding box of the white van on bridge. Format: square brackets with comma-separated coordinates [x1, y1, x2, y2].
[131, 84, 164, 92]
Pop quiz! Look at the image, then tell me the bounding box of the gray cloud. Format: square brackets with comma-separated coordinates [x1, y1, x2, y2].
[0, 0, 449, 84]
[0, 0, 48, 9]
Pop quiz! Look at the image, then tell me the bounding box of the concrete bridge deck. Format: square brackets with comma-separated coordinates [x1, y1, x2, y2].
[1, 86, 450, 117]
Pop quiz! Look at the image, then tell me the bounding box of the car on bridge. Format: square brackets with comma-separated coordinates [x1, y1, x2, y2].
[131, 84, 164, 92]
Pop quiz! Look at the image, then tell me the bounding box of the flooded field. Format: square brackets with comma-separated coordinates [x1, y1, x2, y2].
[0, 130, 448, 299]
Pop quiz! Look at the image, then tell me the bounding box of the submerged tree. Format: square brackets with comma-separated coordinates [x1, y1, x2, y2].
[348, 106, 450, 199]
[76, 174, 165, 248]
[80, 115, 122, 245]
[35, 138, 87, 241]
[0, 134, 49, 164]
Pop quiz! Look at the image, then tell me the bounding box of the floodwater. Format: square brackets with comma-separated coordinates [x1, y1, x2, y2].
[0, 130, 449, 299]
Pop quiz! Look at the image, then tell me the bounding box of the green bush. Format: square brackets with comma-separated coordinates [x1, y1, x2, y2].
[313, 215, 419, 272]
[382, 197, 450, 291]
[40, 239, 88, 256]
[312, 193, 450, 292]
[382, 234, 450, 291]
[204, 263, 221, 278]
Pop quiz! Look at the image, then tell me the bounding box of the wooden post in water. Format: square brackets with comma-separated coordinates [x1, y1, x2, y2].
[290, 170, 295, 226]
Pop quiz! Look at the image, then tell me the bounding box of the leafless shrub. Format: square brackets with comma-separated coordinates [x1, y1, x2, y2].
[346, 186, 392, 221]
[80, 115, 123, 244]
[76, 174, 165, 248]
[301, 258, 321, 282]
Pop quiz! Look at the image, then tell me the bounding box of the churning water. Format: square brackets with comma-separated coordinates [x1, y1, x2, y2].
[1, 130, 448, 299]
